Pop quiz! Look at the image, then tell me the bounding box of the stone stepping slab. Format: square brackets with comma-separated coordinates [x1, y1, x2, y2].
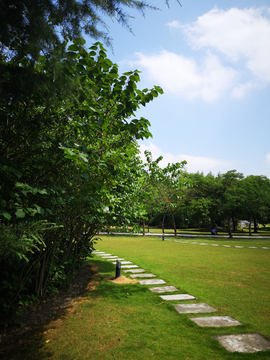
[102, 255, 119, 259]
[173, 303, 217, 314]
[190, 316, 242, 327]
[107, 258, 125, 261]
[213, 333, 270, 353]
[121, 265, 139, 268]
[160, 294, 195, 301]
[98, 253, 112, 256]
[124, 269, 145, 273]
[130, 273, 156, 278]
[149, 286, 179, 293]
[138, 279, 166, 285]
[112, 261, 132, 265]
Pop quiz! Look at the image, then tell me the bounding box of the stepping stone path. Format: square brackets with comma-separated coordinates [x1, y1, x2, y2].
[138, 279, 166, 285]
[190, 316, 242, 327]
[124, 269, 145, 273]
[93, 249, 270, 354]
[149, 286, 179, 293]
[130, 273, 156, 278]
[160, 294, 195, 301]
[213, 333, 270, 353]
[164, 238, 269, 250]
[121, 265, 139, 268]
[173, 303, 217, 314]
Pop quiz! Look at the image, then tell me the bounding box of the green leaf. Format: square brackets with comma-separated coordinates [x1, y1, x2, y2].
[68, 44, 79, 52]
[73, 38, 86, 45]
[15, 209, 26, 218]
[2, 211, 11, 220]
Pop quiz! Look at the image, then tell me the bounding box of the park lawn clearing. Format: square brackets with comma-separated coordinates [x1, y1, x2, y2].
[2, 235, 269, 359]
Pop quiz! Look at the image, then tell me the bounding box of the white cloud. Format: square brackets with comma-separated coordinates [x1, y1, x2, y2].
[140, 142, 233, 174]
[266, 153, 270, 165]
[181, 7, 270, 81]
[231, 82, 256, 98]
[135, 51, 237, 102]
[167, 20, 182, 30]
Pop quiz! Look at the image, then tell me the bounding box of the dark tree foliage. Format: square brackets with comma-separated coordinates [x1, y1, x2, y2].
[0, 38, 163, 326]
[0, 0, 160, 60]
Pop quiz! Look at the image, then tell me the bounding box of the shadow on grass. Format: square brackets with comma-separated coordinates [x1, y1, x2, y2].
[89, 258, 116, 273]
[0, 257, 151, 359]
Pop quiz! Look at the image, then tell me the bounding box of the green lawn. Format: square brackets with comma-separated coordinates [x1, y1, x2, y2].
[2, 235, 270, 359]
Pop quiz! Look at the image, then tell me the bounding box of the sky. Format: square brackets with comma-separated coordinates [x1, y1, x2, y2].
[85, 0, 270, 178]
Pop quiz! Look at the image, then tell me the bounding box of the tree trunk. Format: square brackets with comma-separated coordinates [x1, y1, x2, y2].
[142, 219, 145, 236]
[232, 217, 236, 231]
[249, 216, 252, 236]
[162, 212, 167, 235]
[227, 217, 233, 238]
[170, 210, 177, 237]
[253, 217, 258, 233]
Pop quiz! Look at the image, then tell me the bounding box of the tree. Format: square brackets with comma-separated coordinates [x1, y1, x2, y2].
[143, 151, 187, 236]
[241, 175, 270, 235]
[184, 172, 221, 229]
[216, 170, 244, 238]
[0, 40, 163, 326]
[0, 0, 173, 62]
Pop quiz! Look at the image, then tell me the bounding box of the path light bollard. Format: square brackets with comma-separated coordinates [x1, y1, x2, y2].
[115, 260, 121, 279]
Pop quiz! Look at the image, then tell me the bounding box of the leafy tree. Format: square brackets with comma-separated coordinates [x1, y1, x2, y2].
[217, 170, 245, 237]
[0, 0, 173, 61]
[0, 40, 163, 326]
[184, 172, 221, 229]
[241, 175, 270, 235]
[143, 151, 187, 236]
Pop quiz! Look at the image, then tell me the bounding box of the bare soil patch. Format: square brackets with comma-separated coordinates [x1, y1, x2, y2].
[108, 275, 137, 284]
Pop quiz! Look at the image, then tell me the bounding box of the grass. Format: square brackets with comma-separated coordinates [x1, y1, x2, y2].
[2, 235, 270, 359]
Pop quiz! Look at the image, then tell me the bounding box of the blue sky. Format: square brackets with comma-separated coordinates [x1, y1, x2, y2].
[85, 0, 270, 178]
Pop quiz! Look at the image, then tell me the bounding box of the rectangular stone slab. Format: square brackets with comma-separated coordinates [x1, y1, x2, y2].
[130, 273, 156, 278]
[160, 294, 195, 301]
[173, 303, 217, 314]
[138, 279, 166, 285]
[124, 269, 145, 273]
[149, 286, 179, 293]
[112, 261, 132, 264]
[99, 253, 111, 256]
[212, 333, 270, 353]
[190, 316, 242, 327]
[107, 258, 125, 261]
[102, 256, 119, 259]
[121, 265, 139, 268]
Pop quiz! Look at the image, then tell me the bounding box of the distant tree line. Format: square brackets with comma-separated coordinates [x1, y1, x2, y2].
[141, 154, 270, 237]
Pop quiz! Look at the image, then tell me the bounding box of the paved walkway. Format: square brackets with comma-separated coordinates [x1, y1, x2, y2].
[93, 250, 270, 354]
[98, 231, 270, 239]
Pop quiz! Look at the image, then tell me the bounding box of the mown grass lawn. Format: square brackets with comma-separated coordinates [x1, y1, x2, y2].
[3, 235, 270, 359]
